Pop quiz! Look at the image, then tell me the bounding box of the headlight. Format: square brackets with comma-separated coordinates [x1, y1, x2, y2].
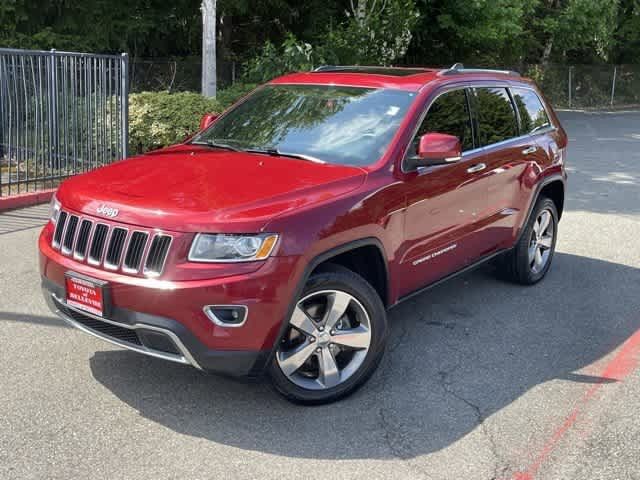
[188, 233, 279, 263]
[49, 194, 61, 224]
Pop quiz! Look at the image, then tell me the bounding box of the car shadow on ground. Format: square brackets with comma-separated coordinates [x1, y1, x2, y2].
[87, 252, 640, 460]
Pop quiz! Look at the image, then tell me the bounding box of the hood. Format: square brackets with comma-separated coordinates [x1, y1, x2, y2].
[57, 145, 367, 232]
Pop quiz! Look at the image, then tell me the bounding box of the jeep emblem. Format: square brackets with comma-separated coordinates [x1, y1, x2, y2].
[96, 204, 119, 218]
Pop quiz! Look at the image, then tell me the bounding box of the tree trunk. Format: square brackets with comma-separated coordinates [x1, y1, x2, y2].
[201, 0, 217, 98]
[540, 37, 554, 65]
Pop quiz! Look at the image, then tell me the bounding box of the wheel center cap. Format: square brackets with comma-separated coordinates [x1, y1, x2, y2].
[317, 331, 331, 346]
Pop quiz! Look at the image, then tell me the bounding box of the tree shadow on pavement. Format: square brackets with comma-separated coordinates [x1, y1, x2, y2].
[88, 252, 640, 460]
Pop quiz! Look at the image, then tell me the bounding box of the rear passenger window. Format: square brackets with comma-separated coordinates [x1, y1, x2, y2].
[511, 88, 551, 134]
[416, 89, 474, 152]
[474, 87, 518, 146]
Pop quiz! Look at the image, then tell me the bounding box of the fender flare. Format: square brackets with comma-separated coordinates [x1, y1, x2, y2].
[516, 173, 566, 244]
[262, 237, 389, 370]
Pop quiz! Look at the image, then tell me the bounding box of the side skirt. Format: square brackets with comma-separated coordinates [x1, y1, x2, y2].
[389, 248, 508, 308]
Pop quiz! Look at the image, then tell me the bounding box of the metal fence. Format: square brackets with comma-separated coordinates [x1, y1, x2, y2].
[0, 48, 129, 197]
[522, 64, 640, 109]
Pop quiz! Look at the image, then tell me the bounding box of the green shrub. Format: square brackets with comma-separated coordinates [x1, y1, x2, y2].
[128, 91, 220, 154]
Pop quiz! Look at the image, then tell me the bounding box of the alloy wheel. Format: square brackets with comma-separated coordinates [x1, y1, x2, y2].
[528, 208, 554, 274]
[276, 290, 372, 390]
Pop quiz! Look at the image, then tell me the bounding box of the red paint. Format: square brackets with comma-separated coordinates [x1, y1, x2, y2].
[39, 68, 567, 361]
[0, 188, 56, 211]
[417, 132, 462, 160]
[510, 328, 640, 480]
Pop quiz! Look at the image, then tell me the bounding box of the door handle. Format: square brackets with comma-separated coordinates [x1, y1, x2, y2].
[466, 163, 486, 173]
[522, 146, 538, 155]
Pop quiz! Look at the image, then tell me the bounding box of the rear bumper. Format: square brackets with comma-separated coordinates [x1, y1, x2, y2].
[42, 276, 270, 376]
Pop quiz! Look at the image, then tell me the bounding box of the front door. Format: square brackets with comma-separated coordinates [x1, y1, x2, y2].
[398, 88, 489, 298]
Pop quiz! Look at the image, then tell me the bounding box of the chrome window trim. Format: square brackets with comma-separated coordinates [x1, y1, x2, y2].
[103, 226, 129, 271]
[203, 305, 249, 328]
[403, 81, 557, 174]
[143, 233, 173, 277]
[47, 291, 202, 370]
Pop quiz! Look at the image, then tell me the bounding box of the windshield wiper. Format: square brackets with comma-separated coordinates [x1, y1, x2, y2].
[190, 139, 241, 152]
[246, 147, 325, 164]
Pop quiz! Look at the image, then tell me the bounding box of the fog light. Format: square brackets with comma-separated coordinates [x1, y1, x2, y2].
[203, 305, 248, 327]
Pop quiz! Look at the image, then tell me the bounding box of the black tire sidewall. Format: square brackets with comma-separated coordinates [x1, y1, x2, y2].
[515, 197, 558, 284]
[269, 267, 387, 405]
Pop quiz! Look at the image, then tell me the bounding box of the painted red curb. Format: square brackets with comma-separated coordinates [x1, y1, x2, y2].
[509, 327, 640, 480]
[0, 189, 56, 212]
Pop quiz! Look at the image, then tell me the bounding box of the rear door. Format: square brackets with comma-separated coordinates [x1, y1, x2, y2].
[470, 86, 548, 250]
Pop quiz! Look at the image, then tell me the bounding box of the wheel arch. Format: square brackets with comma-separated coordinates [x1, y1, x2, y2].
[517, 174, 565, 244]
[264, 238, 390, 370]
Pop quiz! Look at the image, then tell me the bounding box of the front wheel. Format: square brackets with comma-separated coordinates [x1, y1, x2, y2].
[269, 265, 387, 404]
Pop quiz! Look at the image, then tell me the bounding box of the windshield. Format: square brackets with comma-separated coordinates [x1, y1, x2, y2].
[192, 84, 416, 166]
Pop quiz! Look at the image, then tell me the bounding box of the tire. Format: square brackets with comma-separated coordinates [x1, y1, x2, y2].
[269, 264, 387, 405]
[497, 196, 558, 285]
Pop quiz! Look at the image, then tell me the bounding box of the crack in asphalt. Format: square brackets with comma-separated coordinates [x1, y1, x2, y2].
[374, 303, 431, 479]
[437, 367, 511, 480]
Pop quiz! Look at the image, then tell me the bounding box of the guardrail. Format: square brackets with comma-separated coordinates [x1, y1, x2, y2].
[0, 48, 129, 198]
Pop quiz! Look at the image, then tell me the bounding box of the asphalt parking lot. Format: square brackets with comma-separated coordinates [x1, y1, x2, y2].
[1, 111, 639, 480]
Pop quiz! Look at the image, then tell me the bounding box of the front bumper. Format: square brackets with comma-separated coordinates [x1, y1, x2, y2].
[39, 222, 304, 377]
[42, 277, 270, 376]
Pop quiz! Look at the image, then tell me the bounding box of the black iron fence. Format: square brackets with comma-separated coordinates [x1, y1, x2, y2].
[0, 48, 129, 197]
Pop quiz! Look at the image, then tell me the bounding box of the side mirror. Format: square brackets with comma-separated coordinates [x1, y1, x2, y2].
[407, 132, 462, 170]
[199, 113, 219, 131]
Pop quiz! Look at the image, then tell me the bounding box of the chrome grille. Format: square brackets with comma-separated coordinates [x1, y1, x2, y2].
[53, 211, 68, 248]
[104, 227, 128, 269]
[123, 231, 148, 273]
[61, 215, 79, 254]
[144, 235, 172, 276]
[74, 220, 92, 260]
[51, 209, 172, 276]
[88, 224, 109, 265]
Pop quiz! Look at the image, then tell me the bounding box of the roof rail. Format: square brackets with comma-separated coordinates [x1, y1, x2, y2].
[313, 65, 340, 72]
[441, 63, 520, 77]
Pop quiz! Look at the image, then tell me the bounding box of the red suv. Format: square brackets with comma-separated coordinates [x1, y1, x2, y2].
[40, 64, 567, 404]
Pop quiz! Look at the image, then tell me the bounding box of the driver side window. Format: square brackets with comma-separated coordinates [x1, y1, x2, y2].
[415, 89, 474, 152]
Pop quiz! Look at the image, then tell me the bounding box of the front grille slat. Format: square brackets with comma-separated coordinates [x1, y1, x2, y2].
[88, 224, 109, 264]
[144, 235, 172, 276]
[52, 211, 68, 248]
[74, 220, 93, 259]
[104, 227, 128, 269]
[51, 209, 172, 276]
[62, 215, 79, 253]
[123, 231, 148, 272]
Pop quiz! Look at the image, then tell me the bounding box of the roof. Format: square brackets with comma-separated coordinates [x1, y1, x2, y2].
[269, 65, 524, 92]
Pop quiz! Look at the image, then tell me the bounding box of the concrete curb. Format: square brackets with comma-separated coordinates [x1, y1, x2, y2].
[0, 189, 56, 212]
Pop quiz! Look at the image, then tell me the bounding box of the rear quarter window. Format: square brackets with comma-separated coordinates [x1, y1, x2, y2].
[473, 87, 519, 146]
[511, 88, 552, 134]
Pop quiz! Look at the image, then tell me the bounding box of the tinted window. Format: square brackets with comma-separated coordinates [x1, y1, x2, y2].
[474, 87, 518, 146]
[416, 89, 473, 151]
[193, 85, 415, 166]
[511, 88, 551, 134]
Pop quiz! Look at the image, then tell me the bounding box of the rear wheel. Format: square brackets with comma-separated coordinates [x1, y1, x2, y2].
[497, 196, 558, 285]
[269, 266, 387, 404]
